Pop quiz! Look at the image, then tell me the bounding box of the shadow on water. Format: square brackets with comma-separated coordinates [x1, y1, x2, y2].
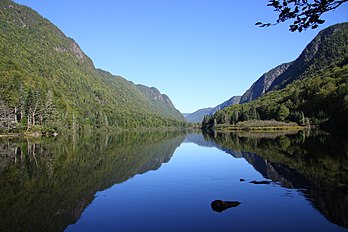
[0, 130, 186, 232]
[201, 129, 348, 229]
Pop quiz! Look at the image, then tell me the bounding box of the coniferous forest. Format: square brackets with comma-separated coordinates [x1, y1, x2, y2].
[0, 0, 186, 134]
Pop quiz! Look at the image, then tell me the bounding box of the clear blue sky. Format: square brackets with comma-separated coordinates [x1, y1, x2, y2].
[14, 0, 348, 113]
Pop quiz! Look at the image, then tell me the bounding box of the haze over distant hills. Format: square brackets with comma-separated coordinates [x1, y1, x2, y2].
[185, 96, 241, 123]
[184, 108, 214, 123]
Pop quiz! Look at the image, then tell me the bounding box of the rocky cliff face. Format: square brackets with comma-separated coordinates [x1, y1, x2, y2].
[269, 23, 348, 90]
[240, 63, 291, 104]
[239, 23, 348, 104]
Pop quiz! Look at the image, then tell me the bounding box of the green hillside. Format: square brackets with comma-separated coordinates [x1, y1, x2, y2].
[0, 0, 185, 133]
[203, 23, 348, 129]
[136, 84, 184, 121]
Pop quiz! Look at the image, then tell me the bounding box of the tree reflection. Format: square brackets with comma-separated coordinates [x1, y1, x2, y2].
[0, 131, 185, 232]
[203, 130, 348, 229]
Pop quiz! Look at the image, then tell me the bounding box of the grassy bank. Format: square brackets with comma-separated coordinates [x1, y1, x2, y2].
[213, 120, 306, 132]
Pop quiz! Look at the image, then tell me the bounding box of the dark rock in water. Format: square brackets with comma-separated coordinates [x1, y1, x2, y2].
[250, 180, 272, 185]
[211, 200, 241, 213]
[240, 178, 245, 182]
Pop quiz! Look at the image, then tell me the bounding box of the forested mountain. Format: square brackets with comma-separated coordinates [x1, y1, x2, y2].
[203, 23, 348, 129]
[239, 23, 348, 104]
[135, 84, 184, 121]
[185, 96, 241, 123]
[269, 23, 348, 91]
[185, 108, 214, 123]
[0, 0, 185, 133]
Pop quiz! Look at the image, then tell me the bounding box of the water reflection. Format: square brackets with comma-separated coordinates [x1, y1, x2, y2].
[202, 130, 348, 229]
[0, 131, 185, 232]
[0, 129, 347, 231]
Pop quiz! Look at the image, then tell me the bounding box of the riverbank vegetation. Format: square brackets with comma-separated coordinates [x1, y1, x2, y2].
[212, 120, 305, 132]
[203, 64, 348, 130]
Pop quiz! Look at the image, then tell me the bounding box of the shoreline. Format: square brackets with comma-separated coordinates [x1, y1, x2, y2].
[0, 126, 193, 138]
[213, 125, 305, 132]
[0, 132, 43, 138]
[207, 120, 308, 132]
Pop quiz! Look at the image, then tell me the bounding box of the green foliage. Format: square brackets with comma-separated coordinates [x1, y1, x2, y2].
[0, 1, 186, 133]
[202, 115, 214, 129]
[257, 0, 348, 32]
[276, 105, 290, 121]
[230, 109, 239, 125]
[205, 63, 348, 129]
[135, 84, 184, 121]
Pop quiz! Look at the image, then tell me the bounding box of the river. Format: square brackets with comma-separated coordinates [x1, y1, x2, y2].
[0, 130, 347, 231]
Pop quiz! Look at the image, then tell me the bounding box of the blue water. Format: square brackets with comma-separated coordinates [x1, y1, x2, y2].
[65, 140, 346, 232]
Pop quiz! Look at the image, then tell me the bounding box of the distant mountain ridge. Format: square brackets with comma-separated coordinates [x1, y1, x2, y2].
[213, 96, 241, 112]
[184, 96, 241, 123]
[184, 108, 214, 123]
[0, 0, 184, 131]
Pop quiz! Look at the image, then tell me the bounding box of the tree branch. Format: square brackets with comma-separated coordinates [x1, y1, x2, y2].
[257, 0, 348, 32]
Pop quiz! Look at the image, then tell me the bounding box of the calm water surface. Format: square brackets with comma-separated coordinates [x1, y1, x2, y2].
[0, 130, 347, 232]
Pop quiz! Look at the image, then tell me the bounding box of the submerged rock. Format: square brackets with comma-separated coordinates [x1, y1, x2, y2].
[240, 178, 246, 182]
[250, 180, 272, 185]
[211, 200, 241, 213]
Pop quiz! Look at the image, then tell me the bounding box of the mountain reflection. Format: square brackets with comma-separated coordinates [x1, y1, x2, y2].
[0, 131, 185, 232]
[1, 130, 347, 231]
[202, 130, 348, 229]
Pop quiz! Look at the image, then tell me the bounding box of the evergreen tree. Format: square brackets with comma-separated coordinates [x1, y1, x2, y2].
[202, 115, 213, 129]
[17, 83, 26, 123]
[43, 90, 58, 125]
[230, 110, 239, 125]
[300, 111, 305, 125]
[276, 105, 290, 121]
[250, 105, 258, 120]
